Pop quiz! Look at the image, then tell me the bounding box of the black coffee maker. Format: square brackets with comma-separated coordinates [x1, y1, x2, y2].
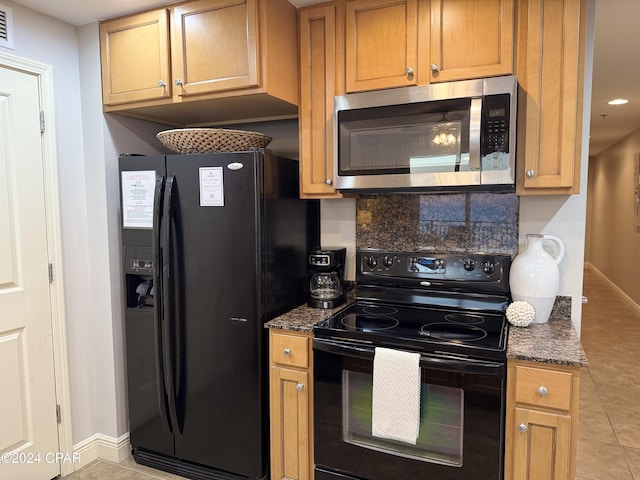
[306, 247, 346, 309]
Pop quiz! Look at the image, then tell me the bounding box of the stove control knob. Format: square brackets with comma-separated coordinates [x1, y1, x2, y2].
[382, 255, 394, 268]
[482, 261, 496, 275]
[367, 256, 378, 268]
[463, 258, 476, 271]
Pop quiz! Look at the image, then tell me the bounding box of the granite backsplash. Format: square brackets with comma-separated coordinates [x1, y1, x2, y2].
[353, 192, 572, 317]
[355, 192, 519, 255]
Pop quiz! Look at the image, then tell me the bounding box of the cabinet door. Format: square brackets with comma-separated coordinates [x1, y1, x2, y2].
[299, 4, 341, 198]
[429, 0, 514, 83]
[99, 10, 171, 105]
[270, 366, 310, 480]
[345, 0, 418, 92]
[516, 0, 585, 194]
[171, 0, 259, 98]
[512, 407, 572, 480]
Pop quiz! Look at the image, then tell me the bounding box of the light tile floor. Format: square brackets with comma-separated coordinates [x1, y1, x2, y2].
[62, 457, 189, 480]
[577, 268, 640, 480]
[62, 267, 640, 480]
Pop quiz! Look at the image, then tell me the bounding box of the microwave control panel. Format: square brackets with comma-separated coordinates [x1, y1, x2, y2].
[481, 93, 510, 155]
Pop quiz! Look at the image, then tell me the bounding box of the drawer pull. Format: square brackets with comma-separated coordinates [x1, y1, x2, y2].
[283, 348, 291, 356]
[296, 383, 304, 392]
[518, 423, 528, 433]
[538, 386, 549, 396]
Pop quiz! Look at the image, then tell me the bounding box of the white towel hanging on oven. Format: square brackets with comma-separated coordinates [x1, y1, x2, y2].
[371, 347, 421, 444]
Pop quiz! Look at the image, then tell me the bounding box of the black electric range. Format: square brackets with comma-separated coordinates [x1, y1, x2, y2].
[313, 250, 512, 362]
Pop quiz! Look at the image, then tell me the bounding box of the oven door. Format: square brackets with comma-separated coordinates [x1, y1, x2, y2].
[313, 338, 505, 480]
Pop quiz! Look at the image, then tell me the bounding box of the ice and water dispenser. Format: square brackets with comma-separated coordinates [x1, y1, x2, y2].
[124, 246, 154, 309]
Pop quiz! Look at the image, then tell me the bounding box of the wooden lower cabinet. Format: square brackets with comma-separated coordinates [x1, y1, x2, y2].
[505, 359, 580, 480]
[269, 330, 314, 480]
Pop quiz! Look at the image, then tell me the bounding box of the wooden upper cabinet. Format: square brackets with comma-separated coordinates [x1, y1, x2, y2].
[342, 0, 513, 93]
[428, 0, 514, 83]
[99, 0, 299, 125]
[299, 3, 342, 197]
[516, 0, 586, 194]
[171, 0, 259, 98]
[345, 0, 418, 92]
[99, 10, 171, 105]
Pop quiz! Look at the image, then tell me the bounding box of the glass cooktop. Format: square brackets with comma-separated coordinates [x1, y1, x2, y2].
[314, 300, 508, 361]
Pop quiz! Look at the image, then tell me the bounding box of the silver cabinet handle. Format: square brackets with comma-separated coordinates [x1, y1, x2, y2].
[174, 79, 183, 86]
[518, 423, 528, 433]
[325, 178, 332, 185]
[538, 386, 549, 396]
[406, 67, 414, 75]
[283, 348, 291, 355]
[158, 80, 166, 87]
[296, 383, 304, 392]
[526, 170, 535, 178]
[430, 63, 439, 72]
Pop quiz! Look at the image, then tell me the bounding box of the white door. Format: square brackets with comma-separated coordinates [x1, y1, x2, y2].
[0, 65, 60, 479]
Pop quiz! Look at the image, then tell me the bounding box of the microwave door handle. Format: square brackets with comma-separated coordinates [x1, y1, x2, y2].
[469, 97, 482, 170]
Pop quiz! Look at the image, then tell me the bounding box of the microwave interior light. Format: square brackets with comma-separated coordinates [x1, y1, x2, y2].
[607, 98, 629, 105]
[432, 132, 458, 146]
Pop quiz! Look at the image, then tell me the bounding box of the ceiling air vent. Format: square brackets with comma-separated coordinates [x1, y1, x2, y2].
[0, 4, 14, 50]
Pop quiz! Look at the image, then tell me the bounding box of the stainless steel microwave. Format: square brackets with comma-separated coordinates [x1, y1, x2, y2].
[334, 76, 517, 193]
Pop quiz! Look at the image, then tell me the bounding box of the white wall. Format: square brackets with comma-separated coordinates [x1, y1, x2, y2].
[587, 129, 640, 306]
[77, 23, 180, 442]
[77, 22, 127, 441]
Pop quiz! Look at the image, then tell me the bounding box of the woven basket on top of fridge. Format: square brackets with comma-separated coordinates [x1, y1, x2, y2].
[156, 128, 272, 154]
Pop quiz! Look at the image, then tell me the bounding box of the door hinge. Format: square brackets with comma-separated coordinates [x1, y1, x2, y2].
[40, 111, 45, 133]
[48, 263, 53, 283]
[56, 405, 61, 424]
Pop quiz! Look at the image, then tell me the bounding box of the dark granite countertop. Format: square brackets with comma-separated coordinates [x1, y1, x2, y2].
[266, 292, 588, 368]
[507, 316, 588, 367]
[265, 289, 356, 333]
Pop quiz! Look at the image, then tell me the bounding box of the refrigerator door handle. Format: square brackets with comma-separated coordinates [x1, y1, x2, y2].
[162, 175, 182, 434]
[153, 174, 172, 434]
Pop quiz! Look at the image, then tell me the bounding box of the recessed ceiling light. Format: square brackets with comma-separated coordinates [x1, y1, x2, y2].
[608, 98, 629, 105]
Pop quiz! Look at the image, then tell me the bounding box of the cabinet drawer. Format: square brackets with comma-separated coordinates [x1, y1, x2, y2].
[271, 332, 309, 369]
[514, 365, 573, 411]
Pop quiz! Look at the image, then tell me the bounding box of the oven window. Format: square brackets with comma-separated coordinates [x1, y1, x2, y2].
[338, 99, 471, 177]
[342, 370, 464, 466]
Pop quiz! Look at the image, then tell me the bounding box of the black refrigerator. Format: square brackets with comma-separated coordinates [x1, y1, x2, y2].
[119, 150, 319, 480]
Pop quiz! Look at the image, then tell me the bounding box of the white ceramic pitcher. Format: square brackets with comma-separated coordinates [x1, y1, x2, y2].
[509, 234, 566, 324]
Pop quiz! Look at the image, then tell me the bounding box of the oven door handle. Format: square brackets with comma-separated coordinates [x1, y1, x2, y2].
[313, 338, 505, 376]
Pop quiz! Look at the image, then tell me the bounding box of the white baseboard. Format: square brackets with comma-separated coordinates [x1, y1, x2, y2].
[585, 262, 640, 315]
[69, 432, 131, 474]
